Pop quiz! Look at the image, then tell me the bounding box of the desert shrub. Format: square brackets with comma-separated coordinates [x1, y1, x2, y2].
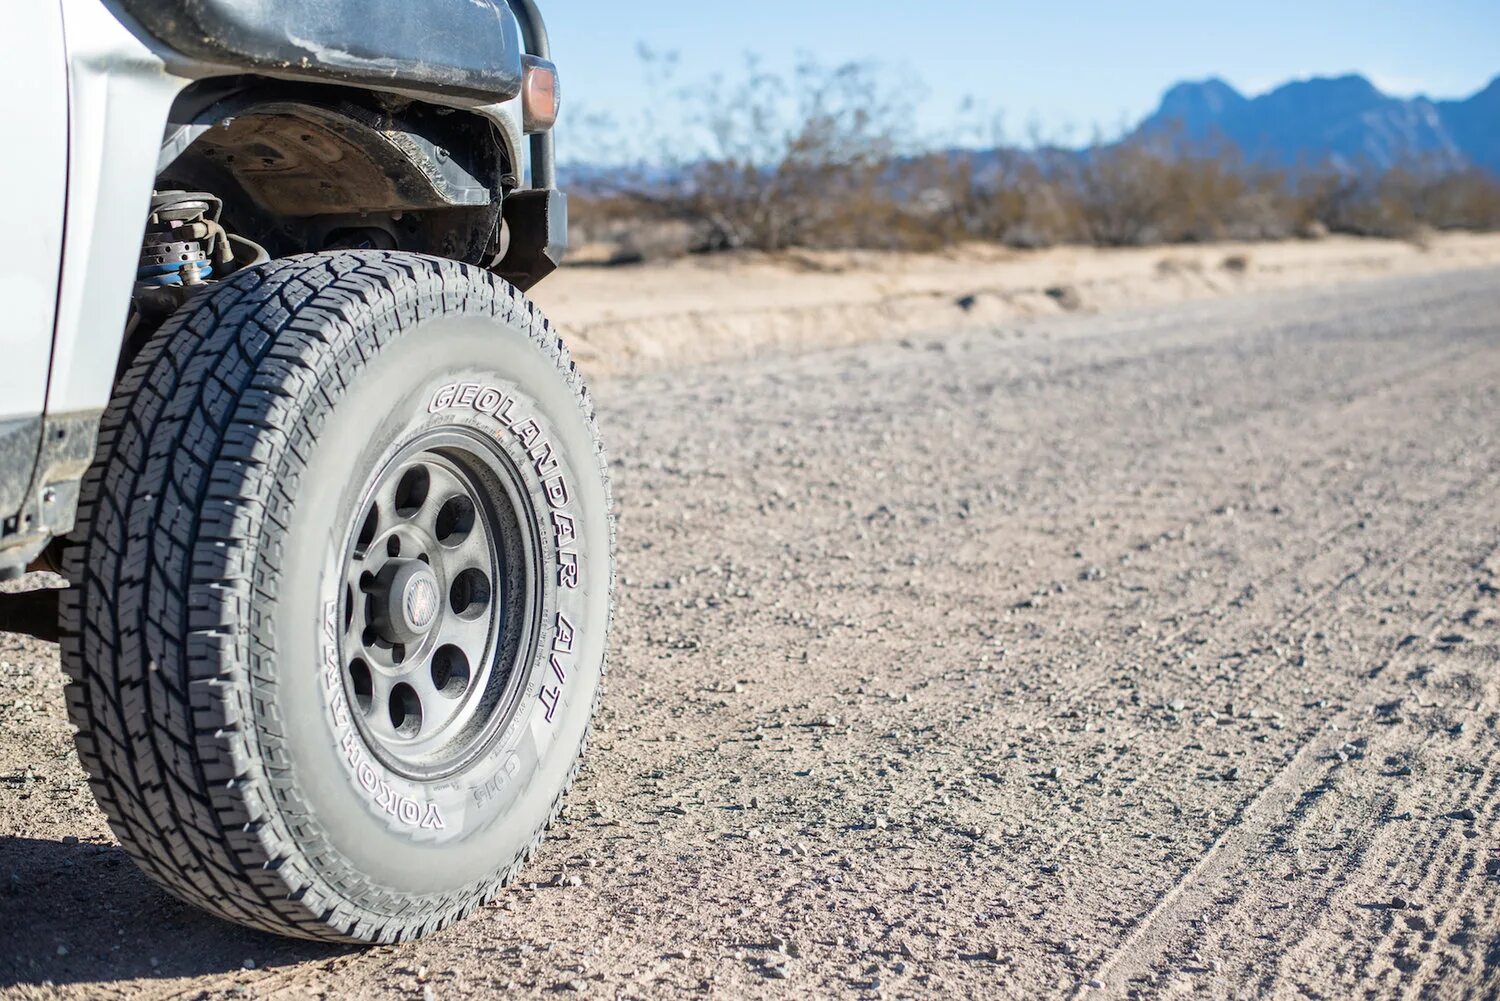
[564, 60, 1500, 260]
[1420, 170, 1500, 230]
[582, 58, 927, 253]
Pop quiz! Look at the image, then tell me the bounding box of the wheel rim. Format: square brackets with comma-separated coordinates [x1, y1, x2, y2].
[338, 428, 539, 780]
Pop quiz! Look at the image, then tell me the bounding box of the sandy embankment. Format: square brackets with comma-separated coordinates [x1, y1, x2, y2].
[533, 232, 1500, 376]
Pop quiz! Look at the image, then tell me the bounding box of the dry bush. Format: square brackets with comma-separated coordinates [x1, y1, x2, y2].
[565, 61, 1500, 261]
[1421, 171, 1500, 230]
[909, 148, 1077, 248]
[568, 193, 703, 263]
[1295, 160, 1500, 239]
[901, 142, 1300, 249]
[1044, 131, 1300, 246]
[594, 58, 926, 254]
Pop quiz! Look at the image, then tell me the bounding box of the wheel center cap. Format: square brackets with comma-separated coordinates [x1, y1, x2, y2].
[403, 573, 440, 632]
[376, 559, 443, 643]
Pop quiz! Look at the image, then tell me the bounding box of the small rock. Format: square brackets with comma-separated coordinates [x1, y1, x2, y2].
[1452, 808, 1478, 822]
[1390, 896, 1409, 911]
[1044, 285, 1083, 311]
[242, 958, 257, 970]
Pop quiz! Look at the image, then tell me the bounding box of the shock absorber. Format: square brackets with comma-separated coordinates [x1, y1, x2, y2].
[137, 191, 230, 287]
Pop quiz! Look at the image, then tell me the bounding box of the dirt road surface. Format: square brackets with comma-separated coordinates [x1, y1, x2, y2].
[3, 267, 1499, 999]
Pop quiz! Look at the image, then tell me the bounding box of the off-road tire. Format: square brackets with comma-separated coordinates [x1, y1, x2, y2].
[59, 251, 613, 943]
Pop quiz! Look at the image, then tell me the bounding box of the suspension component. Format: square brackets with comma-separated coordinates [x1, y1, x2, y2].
[137, 191, 231, 287]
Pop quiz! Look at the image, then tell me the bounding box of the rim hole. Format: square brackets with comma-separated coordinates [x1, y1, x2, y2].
[344, 584, 355, 633]
[391, 643, 407, 665]
[349, 659, 374, 715]
[436, 495, 477, 547]
[389, 684, 422, 737]
[431, 646, 472, 698]
[394, 466, 431, 518]
[450, 568, 492, 621]
[357, 505, 379, 551]
[387, 536, 402, 558]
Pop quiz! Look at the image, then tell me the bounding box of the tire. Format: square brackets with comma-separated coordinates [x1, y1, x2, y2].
[59, 251, 613, 943]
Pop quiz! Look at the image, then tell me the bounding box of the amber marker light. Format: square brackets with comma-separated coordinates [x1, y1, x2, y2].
[522, 55, 560, 133]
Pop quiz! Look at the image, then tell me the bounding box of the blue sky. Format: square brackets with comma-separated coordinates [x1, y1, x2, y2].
[548, 0, 1499, 160]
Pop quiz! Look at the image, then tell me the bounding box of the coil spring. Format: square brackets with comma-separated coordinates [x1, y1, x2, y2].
[137, 192, 223, 286]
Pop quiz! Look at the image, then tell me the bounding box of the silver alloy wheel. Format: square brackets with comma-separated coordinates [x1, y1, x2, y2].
[339, 428, 539, 780]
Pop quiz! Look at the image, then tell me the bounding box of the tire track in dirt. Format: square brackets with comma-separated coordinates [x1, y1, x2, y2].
[977, 460, 1500, 994]
[1037, 335, 1500, 698]
[1257, 586, 1500, 996]
[1077, 518, 1500, 997]
[1017, 474, 1500, 914]
[949, 454, 1500, 910]
[933, 347, 1500, 897]
[1146, 625, 1499, 999]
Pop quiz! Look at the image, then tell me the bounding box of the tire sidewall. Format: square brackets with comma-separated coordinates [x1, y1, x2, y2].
[271, 308, 608, 896]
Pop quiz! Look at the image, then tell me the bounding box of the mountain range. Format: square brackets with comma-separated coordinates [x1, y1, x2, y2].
[1131, 73, 1500, 175]
[559, 72, 1499, 187]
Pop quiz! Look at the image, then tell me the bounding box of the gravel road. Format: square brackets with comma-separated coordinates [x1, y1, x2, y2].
[2, 268, 1498, 1000]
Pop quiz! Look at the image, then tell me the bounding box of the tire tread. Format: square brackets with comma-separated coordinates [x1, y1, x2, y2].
[59, 252, 613, 943]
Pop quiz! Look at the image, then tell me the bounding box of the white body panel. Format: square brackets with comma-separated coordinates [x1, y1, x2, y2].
[43, 0, 526, 418]
[48, 0, 189, 415]
[0, 0, 534, 565]
[0, 2, 70, 421]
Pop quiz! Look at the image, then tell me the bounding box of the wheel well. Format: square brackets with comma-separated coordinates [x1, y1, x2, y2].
[159, 79, 517, 265]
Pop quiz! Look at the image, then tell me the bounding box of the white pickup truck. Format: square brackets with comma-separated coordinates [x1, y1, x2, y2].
[0, 0, 612, 944]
